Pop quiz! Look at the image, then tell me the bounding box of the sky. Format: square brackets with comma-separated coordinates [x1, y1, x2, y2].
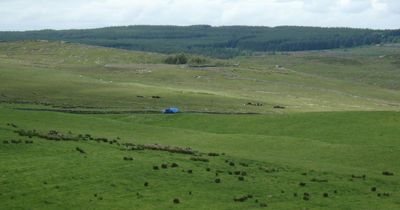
[0, 0, 400, 31]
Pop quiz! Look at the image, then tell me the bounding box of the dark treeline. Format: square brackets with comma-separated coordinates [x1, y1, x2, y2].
[1, 25, 399, 58]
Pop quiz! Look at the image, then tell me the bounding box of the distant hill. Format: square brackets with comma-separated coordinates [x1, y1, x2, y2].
[1, 25, 399, 58]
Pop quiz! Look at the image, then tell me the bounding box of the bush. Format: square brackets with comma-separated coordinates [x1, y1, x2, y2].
[164, 53, 188, 64]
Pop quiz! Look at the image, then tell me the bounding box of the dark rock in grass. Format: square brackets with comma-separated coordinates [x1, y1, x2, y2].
[206, 168, 211, 172]
[171, 163, 179, 168]
[255, 199, 258, 203]
[43, 181, 47, 185]
[351, 174, 366, 179]
[3, 140, 9, 144]
[7, 123, 18, 128]
[229, 162, 235, 167]
[98, 197, 103, 200]
[239, 162, 249, 167]
[190, 157, 209, 162]
[382, 171, 394, 176]
[260, 202, 268, 207]
[94, 194, 97, 197]
[299, 182, 306, 187]
[208, 152, 220, 156]
[281, 190, 285, 194]
[161, 163, 168, 169]
[215, 178, 221, 183]
[234, 171, 241, 175]
[311, 178, 328, 182]
[11, 139, 22, 144]
[189, 191, 192, 195]
[303, 193, 310, 201]
[187, 169, 193, 174]
[153, 166, 159, 170]
[228, 171, 232, 175]
[371, 187, 377, 192]
[301, 172, 307, 176]
[173, 198, 180, 204]
[334, 190, 338, 194]
[323, 193, 329, 198]
[76, 147, 85, 154]
[123, 157, 133, 161]
[377, 193, 381, 197]
[152, 96, 161, 99]
[238, 176, 245, 181]
[233, 195, 249, 202]
[144, 182, 149, 187]
[273, 105, 285, 109]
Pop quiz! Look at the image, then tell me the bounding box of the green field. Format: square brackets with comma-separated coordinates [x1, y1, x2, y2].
[1, 41, 399, 209]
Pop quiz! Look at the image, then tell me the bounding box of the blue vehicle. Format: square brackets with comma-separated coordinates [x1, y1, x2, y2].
[163, 107, 180, 114]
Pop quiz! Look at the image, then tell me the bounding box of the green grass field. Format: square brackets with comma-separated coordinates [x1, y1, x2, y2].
[1, 41, 399, 209]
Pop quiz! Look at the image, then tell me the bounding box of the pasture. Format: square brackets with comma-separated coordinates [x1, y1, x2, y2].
[0, 41, 399, 209]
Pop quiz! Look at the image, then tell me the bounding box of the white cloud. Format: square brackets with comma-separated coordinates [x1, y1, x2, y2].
[0, 0, 399, 31]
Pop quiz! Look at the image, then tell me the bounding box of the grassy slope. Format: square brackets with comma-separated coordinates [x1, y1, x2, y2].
[1, 108, 399, 209]
[1, 41, 400, 209]
[1, 41, 400, 112]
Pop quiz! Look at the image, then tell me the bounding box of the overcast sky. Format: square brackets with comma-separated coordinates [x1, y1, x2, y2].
[1, 0, 399, 31]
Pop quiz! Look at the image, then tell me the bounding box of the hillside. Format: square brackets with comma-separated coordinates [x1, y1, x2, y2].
[1, 41, 400, 210]
[1, 25, 400, 58]
[1, 41, 400, 113]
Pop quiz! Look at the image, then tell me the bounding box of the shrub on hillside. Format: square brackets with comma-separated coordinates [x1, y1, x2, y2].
[164, 53, 188, 64]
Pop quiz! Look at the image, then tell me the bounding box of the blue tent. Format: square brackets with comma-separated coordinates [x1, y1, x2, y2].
[163, 107, 180, 114]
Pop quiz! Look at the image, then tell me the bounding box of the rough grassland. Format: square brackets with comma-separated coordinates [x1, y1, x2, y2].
[0, 41, 399, 209]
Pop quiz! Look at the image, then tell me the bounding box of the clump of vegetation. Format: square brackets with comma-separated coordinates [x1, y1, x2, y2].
[190, 157, 209, 162]
[164, 53, 188, 64]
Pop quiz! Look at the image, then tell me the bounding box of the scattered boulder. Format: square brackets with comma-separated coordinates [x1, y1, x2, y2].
[208, 152, 220, 157]
[173, 198, 180, 204]
[215, 178, 221, 183]
[190, 157, 209, 162]
[233, 195, 251, 202]
[382, 171, 394, 176]
[123, 157, 133, 161]
[76, 147, 85, 154]
[273, 105, 285, 109]
[351, 174, 366, 179]
[311, 178, 328, 182]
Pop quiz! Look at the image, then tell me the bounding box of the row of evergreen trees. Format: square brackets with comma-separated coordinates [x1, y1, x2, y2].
[1, 25, 399, 58]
